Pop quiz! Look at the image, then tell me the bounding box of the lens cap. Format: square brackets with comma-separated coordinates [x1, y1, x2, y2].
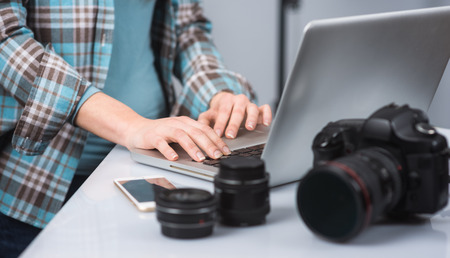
[218, 156, 267, 182]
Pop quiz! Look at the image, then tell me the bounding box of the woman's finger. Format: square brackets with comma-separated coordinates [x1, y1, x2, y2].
[224, 95, 248, 139]
[259, 104, 273, 126]
[245, 102, 259, 130]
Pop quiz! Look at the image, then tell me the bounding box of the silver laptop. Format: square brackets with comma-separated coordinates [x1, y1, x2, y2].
[131, 6, 450, 187]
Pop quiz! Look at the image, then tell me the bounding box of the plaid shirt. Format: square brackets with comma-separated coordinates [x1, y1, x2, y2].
[0, 0, 255, 228]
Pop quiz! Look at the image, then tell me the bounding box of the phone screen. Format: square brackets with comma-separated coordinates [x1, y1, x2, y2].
[114, 176, 176, 211]
[121, 179, 158, 202]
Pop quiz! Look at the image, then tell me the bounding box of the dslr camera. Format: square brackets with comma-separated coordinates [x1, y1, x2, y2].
[297, 104, 449, 241]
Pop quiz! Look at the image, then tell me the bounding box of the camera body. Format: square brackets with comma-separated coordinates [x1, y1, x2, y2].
[311, 104, 448, 215]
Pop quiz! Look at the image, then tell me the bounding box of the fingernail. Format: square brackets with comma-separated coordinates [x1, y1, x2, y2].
[171, 153, 179, 160]
[196, 152, 205, 161]
[214, 150, 223, 159]
[247, 121, 255, 130]
[263, 120, 270, 126]
[226, 130, 235, 139]
[215, 129, 221, 137]
[222, 146, 231, 155]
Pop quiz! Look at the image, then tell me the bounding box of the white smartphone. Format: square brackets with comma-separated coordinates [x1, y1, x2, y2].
[114, 175, 176, 212]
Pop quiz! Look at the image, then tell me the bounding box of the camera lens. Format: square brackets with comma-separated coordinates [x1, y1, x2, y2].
[155, 188, 216, 239]
[297, 148, 403, 241]
[214, 157, 270, 226]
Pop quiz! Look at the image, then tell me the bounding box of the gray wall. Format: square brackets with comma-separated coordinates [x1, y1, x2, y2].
[203, 0, 450, 127]
[202, 0, 278, 108]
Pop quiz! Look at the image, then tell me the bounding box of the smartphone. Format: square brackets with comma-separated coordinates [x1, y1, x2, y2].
[114, 176, 176, 212]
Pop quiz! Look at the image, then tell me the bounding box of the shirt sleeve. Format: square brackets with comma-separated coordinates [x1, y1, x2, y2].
[71, 86, 101, 125]
[171, 0, 257, 118]
[0, 2, 91, 155]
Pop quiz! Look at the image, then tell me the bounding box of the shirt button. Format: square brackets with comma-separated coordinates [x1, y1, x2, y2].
[101, 33, 106, 47]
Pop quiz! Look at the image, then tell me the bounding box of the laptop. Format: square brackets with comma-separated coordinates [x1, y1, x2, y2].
[131, 6, 450, 187]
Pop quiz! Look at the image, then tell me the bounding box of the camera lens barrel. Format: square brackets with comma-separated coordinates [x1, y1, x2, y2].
[214, 157, 270, 226]
[297, 148, 402, 241]
[155, 188, 217, 239]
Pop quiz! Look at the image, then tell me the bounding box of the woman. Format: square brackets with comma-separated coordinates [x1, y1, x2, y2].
[0, 0, 272, 256]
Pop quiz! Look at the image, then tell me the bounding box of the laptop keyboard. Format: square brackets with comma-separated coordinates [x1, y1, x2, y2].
[202, 144, 265, 168]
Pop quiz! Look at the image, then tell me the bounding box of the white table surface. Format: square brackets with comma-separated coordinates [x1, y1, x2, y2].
[21, 130, 450, 258]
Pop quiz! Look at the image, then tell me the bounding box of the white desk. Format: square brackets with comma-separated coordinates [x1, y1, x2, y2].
[21, 130, 450, 258]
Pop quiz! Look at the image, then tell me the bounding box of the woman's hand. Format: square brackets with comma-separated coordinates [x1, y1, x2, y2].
[126, 116, 231, 162]
[75, 92, 230, 162]
[198, 92, 272, 138]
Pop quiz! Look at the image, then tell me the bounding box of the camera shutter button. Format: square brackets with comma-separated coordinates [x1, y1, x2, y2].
[415, 123, 436, 135]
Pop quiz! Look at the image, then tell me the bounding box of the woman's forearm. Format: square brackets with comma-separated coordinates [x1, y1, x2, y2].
[74, 92, 144, 148]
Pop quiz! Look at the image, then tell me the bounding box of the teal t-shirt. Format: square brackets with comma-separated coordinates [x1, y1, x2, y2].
[76, 0, 167, 175]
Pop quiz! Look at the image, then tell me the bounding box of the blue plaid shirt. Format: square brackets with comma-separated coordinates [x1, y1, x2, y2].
[0, 0, 255, 228]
